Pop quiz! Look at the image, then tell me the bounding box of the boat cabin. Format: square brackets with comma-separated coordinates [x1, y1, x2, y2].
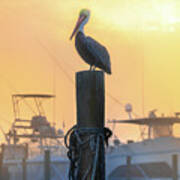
[109, 117, 180, 139]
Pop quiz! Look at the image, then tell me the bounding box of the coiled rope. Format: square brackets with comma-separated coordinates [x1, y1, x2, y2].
[64, 125, 112, 180]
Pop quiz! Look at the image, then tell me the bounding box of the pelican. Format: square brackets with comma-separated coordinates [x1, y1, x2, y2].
[70, 9, 111, 74]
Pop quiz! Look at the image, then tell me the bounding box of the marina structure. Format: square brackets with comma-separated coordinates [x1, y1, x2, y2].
[107, 114, 180, 180]
[2, 97, 180, 180]
[1, 94, 67, 180]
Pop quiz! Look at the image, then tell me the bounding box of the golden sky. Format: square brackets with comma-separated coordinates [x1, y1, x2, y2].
[1, 0, 180, 142]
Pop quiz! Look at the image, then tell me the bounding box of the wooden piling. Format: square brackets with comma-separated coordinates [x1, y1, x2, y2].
[172, 154, 178, 180]
[0, 144, 4, 180]
[0, 153, 3, 180]
[22, 158, 27, 180]
[44, 150, 50, 180]
[76, 71, 105, 180]
[127, 156, 131, 180]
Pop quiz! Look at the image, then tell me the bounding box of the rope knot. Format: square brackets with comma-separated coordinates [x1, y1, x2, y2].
[64, 125, 112, 180]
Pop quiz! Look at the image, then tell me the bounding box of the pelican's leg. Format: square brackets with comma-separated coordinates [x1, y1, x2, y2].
[89, 65, 92, 71]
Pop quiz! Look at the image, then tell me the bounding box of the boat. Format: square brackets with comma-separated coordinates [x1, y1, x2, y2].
[2, 94, 180, 180]
[1, 94, 69, 180]
[106, 110, 180, 180]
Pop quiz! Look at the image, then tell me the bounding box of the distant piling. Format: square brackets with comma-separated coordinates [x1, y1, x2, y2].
[44, 150, 50, 180]
[0, 152, 3, 180]
[0, 144, 4, 180]
[76, 71, 105, 179]
[22, 158, 27, 180]
[126, 156, 131, 180]
[172, 154, 178, 180]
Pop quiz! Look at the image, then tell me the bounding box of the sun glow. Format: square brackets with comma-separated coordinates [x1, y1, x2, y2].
[1, 0, 180, 142]
[92, 0, 180, 32]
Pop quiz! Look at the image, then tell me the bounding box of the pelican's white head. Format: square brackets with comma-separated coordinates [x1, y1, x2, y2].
[70, 9, 90, 40]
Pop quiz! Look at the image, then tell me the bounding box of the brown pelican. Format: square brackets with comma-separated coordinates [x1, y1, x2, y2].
[70, 9, 111, 74]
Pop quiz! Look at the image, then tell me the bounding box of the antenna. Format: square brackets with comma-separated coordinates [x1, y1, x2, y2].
[125, 103, 133, 119]
[53, 61, 56, 127]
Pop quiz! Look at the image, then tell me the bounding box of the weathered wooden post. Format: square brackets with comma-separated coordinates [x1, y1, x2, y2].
[0, 152, 3, 180]
[0, 144, 4, 180]
[126, 156, 131, 180]
[22, 158, 27, 180]
[44, 150, 50, 180]
[172, 154, 178, 180]
[21, 143, 28, 180]
[76, 71, 105, 179]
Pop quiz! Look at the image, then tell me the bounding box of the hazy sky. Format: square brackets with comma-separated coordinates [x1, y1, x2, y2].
[1, 0, 180, 142]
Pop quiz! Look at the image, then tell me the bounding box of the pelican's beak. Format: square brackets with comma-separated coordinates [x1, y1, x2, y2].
[70, 15, 86, 40]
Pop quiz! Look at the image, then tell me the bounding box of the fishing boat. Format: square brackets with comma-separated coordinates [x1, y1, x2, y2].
[1, 94, 69, 180]
[107, 111, 180, 180]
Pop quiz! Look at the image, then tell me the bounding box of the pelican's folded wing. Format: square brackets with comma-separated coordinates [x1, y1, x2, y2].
[86, 36, 111, 73]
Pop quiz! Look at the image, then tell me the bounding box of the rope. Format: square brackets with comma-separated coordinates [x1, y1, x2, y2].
[64, 125, 112, 180]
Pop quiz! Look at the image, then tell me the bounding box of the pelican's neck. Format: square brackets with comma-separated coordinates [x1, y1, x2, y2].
[79, 23, 85, 34]
[78, 15, 89, 34]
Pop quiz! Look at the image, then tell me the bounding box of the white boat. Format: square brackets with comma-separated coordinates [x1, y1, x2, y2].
[4, 154, 69, 180]
[106, 115, 180, 180]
